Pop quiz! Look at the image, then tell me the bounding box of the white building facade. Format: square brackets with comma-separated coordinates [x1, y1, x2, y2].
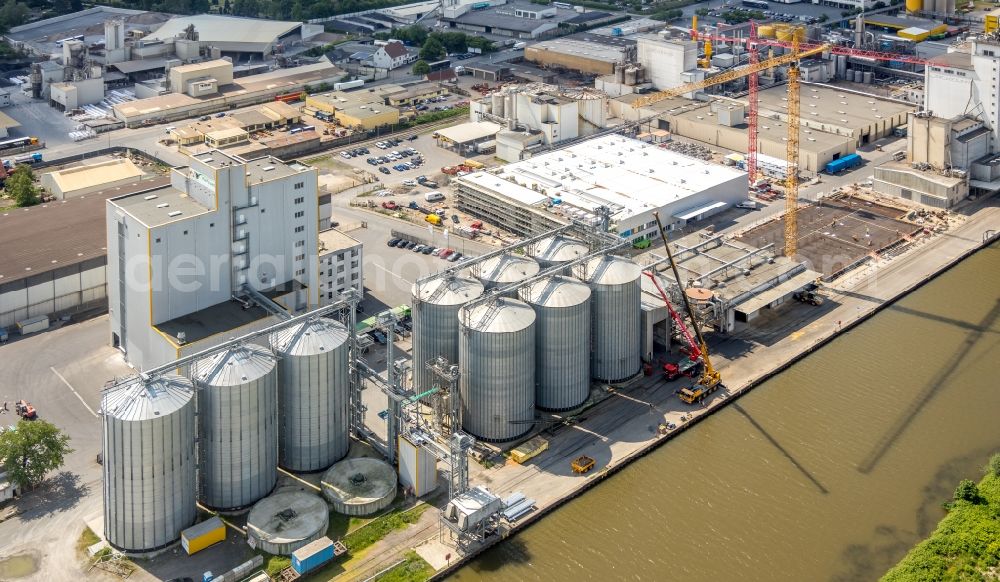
[106, 151, 319, 370]
[318, 229, 363, 303]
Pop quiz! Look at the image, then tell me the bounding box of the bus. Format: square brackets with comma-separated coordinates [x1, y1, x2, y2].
[427, 59, 451, 73]
[741, 0, 769, 9]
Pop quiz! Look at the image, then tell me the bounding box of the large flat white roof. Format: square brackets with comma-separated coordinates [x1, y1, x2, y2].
[147, 15, 300, 47]
[476, 134, 745, 222]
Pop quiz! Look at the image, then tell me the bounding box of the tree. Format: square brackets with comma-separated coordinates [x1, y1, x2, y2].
[0, 419, 74, 491]
[954, 479, 981, 504]
[873, 0, 886, 8]
[817, 13, 829, 23]
[985, 453, 1000, 478]
[695, 7, 709, 16]
[419, 37, 445, 61]
[412, 60, 430, 75]
[6, 165, 40, 207]
[0, 0, 29, 33]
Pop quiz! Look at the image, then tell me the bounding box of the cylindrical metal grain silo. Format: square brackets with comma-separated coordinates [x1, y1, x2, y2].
[193, 343, 278, 512]
[523, 276, 592, 411]
[477, 253, 539, 290]
[575, 254, 641, 383]
[459, 297, 536, 442]
[270, 318, 350, 473]
[411, 275, 485, 392]
[529, 234, 589, 269]
[102, 375, 196, 555]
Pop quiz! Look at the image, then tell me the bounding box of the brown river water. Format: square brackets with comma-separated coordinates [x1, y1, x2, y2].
[453, 242, 1000, 582]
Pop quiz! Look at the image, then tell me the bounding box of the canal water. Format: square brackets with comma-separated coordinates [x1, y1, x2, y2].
[454, 242, 1000, 582]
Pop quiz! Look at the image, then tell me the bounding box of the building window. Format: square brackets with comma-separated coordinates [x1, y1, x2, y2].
[183, 230, 188, 235]
[294, 182, 304, 190]
[337, 265, 345, 273]
[295, 254, 305, 261]
[209, 222, 214, 227]
[328, 269, 332, 276]
[351, 250, 358, 257]
[328, 292, 333, 299]
[295, 268, 305, 276]
[295, 225, 305, 233]
[294, 211, 305, 218]
[295, 240, 305, 247]
[351, 273, 359, 281]
[155, 237, 161, 243]
[337, 252, 345, 260]
[295, 197, 304, 204]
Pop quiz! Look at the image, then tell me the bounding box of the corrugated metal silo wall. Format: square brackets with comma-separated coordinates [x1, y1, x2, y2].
[532, 295, 591, 411]
[275, 337, 350, 472]
[103, 397, 197, 552]
[459, 317, 536, 442]
[197, 368, 279, 511]
[412, 300, 462, 393]
[590, 278, 642, 382]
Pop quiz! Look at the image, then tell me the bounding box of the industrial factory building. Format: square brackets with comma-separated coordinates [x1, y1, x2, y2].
[318, 229, 364, 303]
[113, 59, 343, 127]
[525, 34, 636, 75]
[144, 14, 324, 58]
[454, 134, 747, 240]
[441, 1, 584, 39]
[106, 151, 320, 371]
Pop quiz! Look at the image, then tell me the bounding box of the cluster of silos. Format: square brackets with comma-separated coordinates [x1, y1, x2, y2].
[477, 253, 539, 290]
[102, 375, 197, 555]
[524, 276, 592, 411]
[193, 343, 279, 512]
[459, 297, 537, 442]
[530, 234, 589, 269]
[907, 0, 954, 13]
[269, 319, 351, 473]
[411, 275, 485, 392]
[575, 254, 642, 383]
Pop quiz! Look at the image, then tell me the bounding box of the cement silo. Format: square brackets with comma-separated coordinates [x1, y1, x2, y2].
[194, 344, 279, 512]
[102, 375, 196, 555]
[270, 318, 350, 473]
[576, 255, 641, 383]
[477, 253, 539, 290]
[524, 276, 592, 411]
[459, 297, 536, 442]
[411, 275, 485, 392]
[529, 234, 588, 269]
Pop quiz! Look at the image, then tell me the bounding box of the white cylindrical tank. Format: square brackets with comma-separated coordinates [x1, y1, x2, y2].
[194, 344, 279, 512]
[863, 71, 873, 84]
[854, 70, 863, 83]
[575, 255, 642, 383]
[270, 319, 350, 473]
[322, 457, 398, 516]
[459, 297, 536, 442]
[477, 253, 539, 290]
[102, 375, 197, 555]
[411, 276, 485, 392]
[523, 276, 592, 411]
[492, 93, 505, 118]
[246, 490, 329, 555]
[529, 234, 588, 269]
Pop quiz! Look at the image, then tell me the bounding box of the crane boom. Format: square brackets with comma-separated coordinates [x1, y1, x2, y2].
[643, 271, 700, 361]
[785, 38, 801, 258]
[632, 43, 829, 108]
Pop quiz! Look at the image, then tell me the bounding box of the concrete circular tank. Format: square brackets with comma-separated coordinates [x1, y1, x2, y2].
[459, 297, 536, 442]
[524, 276, 592, 411]
[576, 254, 642, 383]
[270, 318, 350, 473]
[322, 457, 398, 516]
[246, 490, 329, 555]
[102, 375, 197, 555]
[193, 343, 279, 512]
[476, 253, 539, 289]
[529, 235, 589, 269]
[411, 275, 485, 392]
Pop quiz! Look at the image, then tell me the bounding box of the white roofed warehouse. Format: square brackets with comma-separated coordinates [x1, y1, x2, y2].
[453, 134, 748, 241]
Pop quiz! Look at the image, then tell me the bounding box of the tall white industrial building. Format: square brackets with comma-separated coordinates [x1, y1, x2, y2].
[107, 150, 320, 371]
[924, 37, 1000, 148]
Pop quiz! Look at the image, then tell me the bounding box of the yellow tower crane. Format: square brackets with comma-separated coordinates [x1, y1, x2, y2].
[632, 42, 828, 256]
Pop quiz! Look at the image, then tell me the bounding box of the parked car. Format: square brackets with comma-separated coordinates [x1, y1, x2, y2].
[412, 244, 425, 252]
[402, 179, 417, 186]
[421, 246, 434, 254]
[387, 237, 400, 246]
[376, 141, 388, 149]
[199, 115, 210, 121]
[379, 166, 391, 175]
[448, 252, 463, 262]
[439, 249, 454, 258]
[451, 214, 460, 224]
[381, 201, 398, 209]
[409, 135, 418, 140]
[405, 241, 417, 250]
[215, 112, 226, 118]
[340, 151, 352, 159]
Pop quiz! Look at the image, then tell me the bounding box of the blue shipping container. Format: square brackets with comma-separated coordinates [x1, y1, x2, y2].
[292, 537, 335, 575]
[825, 153, 862, 174]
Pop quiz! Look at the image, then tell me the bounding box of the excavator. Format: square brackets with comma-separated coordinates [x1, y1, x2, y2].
[651, 212, 723, 405]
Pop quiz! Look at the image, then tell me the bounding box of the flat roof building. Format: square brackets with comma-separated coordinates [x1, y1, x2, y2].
[107, 151, 320, 370]
[145, 14, 318, 57]
[441, 2, 585, 39]
[318, 229, 363, 304]
[40, 158, 146, 200]
[525, 34, 636, 75]
[454, 134, 747, 241]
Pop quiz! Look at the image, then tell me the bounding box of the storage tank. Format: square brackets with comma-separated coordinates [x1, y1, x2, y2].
[836, 55, 847, 79]
[905, 0, 921, 12]
[523, 276, 592, 411]
[491, 93, 504, 118]
[459, 297, 536, 442]
[575, 255, 641, 383]
[270, 319, 350, 473]
[246, 490, 329, 555]
[757, 25, 775, 38]
[194, 344, 279, 512]
[854, 69, 863, 83]
[530, 234, 588, 268]
[322, 457, 398, 516]
[102, 375, 197, 555]
[863, 71, 873, 84]
[477, 253, 539, 290]
[411, 275, 485, 392]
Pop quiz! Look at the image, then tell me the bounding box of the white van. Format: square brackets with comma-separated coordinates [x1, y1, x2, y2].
[425, 191, 445, 202]
[513, 42, 527, 50]
[736, 200, 758, 210]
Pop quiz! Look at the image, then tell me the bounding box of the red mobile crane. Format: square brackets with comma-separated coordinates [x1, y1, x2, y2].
[643, 271, 704, 382]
